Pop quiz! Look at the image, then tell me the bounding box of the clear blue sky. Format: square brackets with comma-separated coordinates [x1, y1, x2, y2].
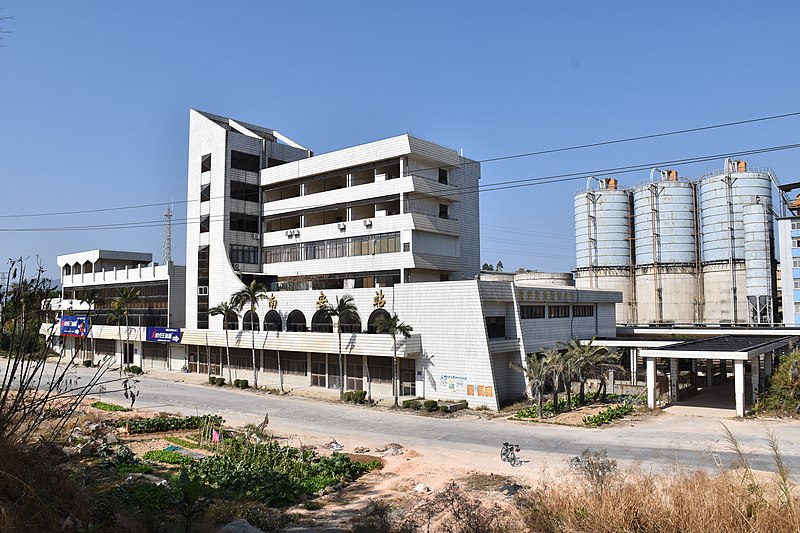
[2, 2, 799, 279]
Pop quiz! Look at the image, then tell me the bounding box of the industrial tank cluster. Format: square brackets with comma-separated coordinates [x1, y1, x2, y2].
[574, 159, 776, 325]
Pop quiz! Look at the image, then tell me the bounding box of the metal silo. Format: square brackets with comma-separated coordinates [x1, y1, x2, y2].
[631, 169, 698, 324]
[699, 159, 773, 324]
[743, 202, 774, 323]
[574, 178, 635, 324]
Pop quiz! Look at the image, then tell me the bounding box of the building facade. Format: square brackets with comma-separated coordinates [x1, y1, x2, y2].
[48, 111, 620, 409]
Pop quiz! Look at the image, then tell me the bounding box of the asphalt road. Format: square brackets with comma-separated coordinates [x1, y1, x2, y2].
[7, 360, 800, 474]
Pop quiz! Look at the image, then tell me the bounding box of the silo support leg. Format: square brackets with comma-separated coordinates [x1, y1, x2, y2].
[646, 358, 657, 409]
[734, 360, 745, 417]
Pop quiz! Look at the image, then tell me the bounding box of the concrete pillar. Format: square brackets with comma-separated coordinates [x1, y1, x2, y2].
[669, 358, 679, 403]
[706, 359, 714, 388]
[691, 359, 697, 394]
[647, 358, 657, 409]
[765, 349, 774, 378]
[734, 360, 745, 417]
[720, 359, 727, 381]
[759, 354, 766, 392]
[608, 370, 615, 394]
[630, 348, 638, 385]
[751, 356, 760, 405]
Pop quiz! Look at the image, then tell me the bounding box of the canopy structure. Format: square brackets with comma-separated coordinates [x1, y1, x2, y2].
[639, 335, 797, 417]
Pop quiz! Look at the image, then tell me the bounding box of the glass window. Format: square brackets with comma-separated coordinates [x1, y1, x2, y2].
[792, 221, 800, 230]
[439, 204, 449, 219]
[201, 154, 211, 173]
[200, 184, 210, 202]
[573, 305, 594, 317]
[793, 239, 800, 248]
[200, 215, 210, 233]
[438, 168, 448, 184]
[230, 180, 260, 203]
[549, 305, 570, 318]
[485, 316, 506, 338]
[230, 150, 260, 172]
[520, 305, 545, 319]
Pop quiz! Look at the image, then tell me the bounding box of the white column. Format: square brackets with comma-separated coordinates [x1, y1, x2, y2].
[734, 360, 745, 417]
[706, 359, 714, 388]
[646, 357, 657, 409]
[630, 348, 638, 385]
[751, 356, 760, 404]
[669, 358, 679, 403]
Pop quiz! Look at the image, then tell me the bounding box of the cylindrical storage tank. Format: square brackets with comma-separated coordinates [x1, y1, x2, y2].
[514, 271, 574, 287]
[634, 265, 697, 324]
[743, 203, 773, 323]
[575, 188, 631, 269]
[699, 167, 773, 263]
[632, 179, 697, 265]
[701, 261, 749, 324]
[575, 268, 632, 325]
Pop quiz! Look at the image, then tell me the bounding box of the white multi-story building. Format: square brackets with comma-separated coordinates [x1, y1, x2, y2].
[778, 216, 800, 326]
[47, 111, 620, 409]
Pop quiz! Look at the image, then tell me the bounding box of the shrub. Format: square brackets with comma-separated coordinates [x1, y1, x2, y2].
[238, 379, 249, 389]
[91, 401, 129, 412]
[423, 400, 438, 412]
[343, 390, 367, 404]
[756, 351, 800, 415]
[143, 449, 195, 467]
[234, 379, 241, 388]
[342, 391, 353, 403]
[82, 360, 92, 367]
[125, 365, 142, 375]
[209, 376, 217, 385]
[402, 398, 422, 409]
[410, 400, 422, 410]
[438, 405, 449, 413]
[214, 377, 226, 387]
[582, 404, 634, 427]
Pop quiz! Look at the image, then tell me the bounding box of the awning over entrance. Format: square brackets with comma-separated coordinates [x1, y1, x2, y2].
[639, 335, 797, 417]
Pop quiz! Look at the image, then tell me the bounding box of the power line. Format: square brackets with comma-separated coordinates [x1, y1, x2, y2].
[4, 110, 800, 220]
[2, 141, 799, 233]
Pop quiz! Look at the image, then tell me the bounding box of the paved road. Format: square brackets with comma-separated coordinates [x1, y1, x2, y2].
[8, 361, 800, 474]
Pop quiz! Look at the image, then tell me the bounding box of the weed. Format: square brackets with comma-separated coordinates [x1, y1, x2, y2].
[91, 401, 129, 412]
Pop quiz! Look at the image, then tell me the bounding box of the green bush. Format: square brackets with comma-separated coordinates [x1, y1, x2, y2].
[239, 379, 249, 389]
[234, 379, 242, 388]
[214, 377, 226, 387]
[125, 365, 142, 375]
[409, 400, 422, 410]
[438, 405, 449, 413]
[756, 351, 800, 415]
[423, 400, 438, 412]
[143, 449, 195, 467]
[582, 404, 635, 427]
[82, 360, 92, 367]
[342, 391, 353, 403]
[92, 401, 129, 412]
[209, 376, 217, 385]
[343, 390, 367, 404]
[118, 415, 224, 434]
[402, 398, 423, 409]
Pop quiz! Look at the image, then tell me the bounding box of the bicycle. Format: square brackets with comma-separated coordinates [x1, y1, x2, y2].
[501, 442, 522, 467]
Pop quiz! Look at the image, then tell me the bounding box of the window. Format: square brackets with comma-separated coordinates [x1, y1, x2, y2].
[439, 204, 449, 220]
[197, 246, 209, 329]
[230, 180, 260, 203]
[264, 310, 282, 331]
[520, 305, 545, 319]
[311, 310, 333, 333]
[438, 168, 448, 184]
[230, 150, 260, 172]
[792, 221, 800, 230]
[368, 356, 392, 383]
[263, 233, 399, 263]
[268, 158, 288, 168]
[795, 303, 800, 314]
[793, 239, 800, 248]
[287, 310, 306, 332]
[440, 274, 449, 282]
[794, 259, 800, 268]
[200, 216, 210, 233]
[229, 213, 259, 233]
[197, 286, 208, 296]
[283, 352, 307, 375]
[403, 242, 410, 252]
[242, 310, 260, 331]
[229, 244, 259, 264]
[485, 316, 506, 338]
[794, 281, 800, 289]
[549, 305, 570, 318]
[201, 154, 211, 173]
[573, 305, 594, 317]
[200, 184, 211, 202]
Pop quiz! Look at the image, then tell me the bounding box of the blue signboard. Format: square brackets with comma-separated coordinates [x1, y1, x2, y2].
[61, 315, 89, 337]
[146, 327, 182, 344]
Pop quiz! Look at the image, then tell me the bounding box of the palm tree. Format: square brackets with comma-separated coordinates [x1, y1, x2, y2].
[112, 287, 140, 375]
[374, 312, 413, 407]
[209, 300, 237, 384]
[231, 280, 267, 388]
[322, 295, 360, 399]
[79, 289, 106, 365]
[562, 337, 607, 405]
[510, 354, 550, 419]
[543, 349, 564, 414]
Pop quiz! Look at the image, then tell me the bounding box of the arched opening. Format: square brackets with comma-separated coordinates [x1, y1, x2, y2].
[242, 310, 260, 331]
[83, 261, 93, 274]
[287, 310, 306, 332]
[340, 311, 362, 334]
[311, 310, 333, 333]
[63, 264, 72, 276]
[264, 310, 282, 331]
[225, 310, 239, 330]
[367, 309, 391, 334]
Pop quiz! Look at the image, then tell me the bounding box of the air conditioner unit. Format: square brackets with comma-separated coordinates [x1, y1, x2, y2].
[233, 263, 242, 271]
[363, 219, 372, 227]
[252, 233, 260, 240]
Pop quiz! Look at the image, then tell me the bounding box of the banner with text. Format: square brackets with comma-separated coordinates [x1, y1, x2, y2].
[145, 327, 182, 344]
[61, 316, 89, 337]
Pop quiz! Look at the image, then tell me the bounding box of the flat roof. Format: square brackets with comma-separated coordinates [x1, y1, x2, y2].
[640, 334, 798, 360]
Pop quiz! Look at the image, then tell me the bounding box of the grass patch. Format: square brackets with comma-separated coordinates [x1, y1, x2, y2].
[91, 401, 130, 412]
[143, 449, 195, 467]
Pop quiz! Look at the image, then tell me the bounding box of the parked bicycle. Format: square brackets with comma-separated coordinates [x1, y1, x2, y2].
[501, 442, 522, 467]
